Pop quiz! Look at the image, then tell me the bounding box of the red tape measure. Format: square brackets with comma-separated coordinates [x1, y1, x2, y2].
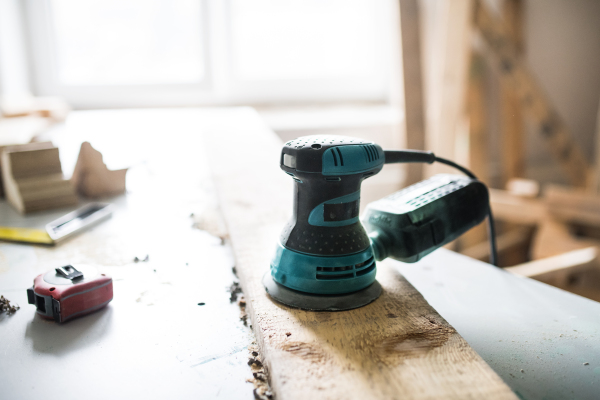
[27, 265, 113, 323]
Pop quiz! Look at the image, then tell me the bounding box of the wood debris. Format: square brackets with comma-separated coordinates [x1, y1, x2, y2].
[239, 296, 248, 326]
[246, 344, 273, 400]
[227, 281, 243, 303]
[0, 295, 20, 314]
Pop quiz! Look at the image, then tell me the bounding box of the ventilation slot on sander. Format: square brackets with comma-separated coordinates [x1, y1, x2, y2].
[315, 256, 375, 280]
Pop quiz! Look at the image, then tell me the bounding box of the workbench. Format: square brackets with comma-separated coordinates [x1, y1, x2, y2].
[0, 108, 599, 399]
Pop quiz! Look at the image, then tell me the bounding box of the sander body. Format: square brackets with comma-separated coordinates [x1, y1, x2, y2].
[265, 135, 491, 310]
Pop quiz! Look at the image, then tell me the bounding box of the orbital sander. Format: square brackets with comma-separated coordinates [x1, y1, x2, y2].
[263, 135, 496, 311]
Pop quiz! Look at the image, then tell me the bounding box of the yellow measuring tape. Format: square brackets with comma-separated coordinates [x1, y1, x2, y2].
[0, 227, 54, 245]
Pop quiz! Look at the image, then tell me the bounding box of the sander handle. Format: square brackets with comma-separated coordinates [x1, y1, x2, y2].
[380, 150, 498, 266]
[384, 150, 436, 164]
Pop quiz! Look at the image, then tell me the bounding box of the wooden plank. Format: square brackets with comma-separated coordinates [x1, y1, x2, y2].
[506, 247, 598, 280]
[399, 0, 426, 185]
[474, 0, 590, 187]
[204, 108, 516, 400]
[507, 246, 600, 302]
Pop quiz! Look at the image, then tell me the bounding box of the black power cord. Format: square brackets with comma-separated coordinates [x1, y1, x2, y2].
[384, 150, 499, 267]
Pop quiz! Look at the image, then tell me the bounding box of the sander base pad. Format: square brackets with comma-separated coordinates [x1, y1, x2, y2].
[262, 273, 382, 311]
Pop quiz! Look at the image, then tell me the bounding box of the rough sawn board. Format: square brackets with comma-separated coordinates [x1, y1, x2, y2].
[204, 108, 517, 400]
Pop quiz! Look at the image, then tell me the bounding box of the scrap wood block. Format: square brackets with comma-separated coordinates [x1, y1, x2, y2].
[0, 142, 77, 214]
[0, 115, 53, 198]
[204, 108, 516, 400]
[71, 142, 127, 198]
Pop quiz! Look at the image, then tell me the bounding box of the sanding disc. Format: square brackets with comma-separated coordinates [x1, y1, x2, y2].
[262, 272, 382, 311]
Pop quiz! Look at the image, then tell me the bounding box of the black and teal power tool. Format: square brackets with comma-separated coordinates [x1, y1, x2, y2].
[262, 135, 496, 311]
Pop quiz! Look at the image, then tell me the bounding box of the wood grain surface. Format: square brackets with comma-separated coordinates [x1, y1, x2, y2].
[204, 108, 517, 400]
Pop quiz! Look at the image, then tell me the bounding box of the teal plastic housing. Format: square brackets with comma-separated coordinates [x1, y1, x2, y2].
[270, 242, 376, 295]
[321, 144, 385, 176]
[307, 191, 360, 227]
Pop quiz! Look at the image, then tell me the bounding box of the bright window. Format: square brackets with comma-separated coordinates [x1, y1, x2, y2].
[26, 0, 393, 107]
[231, 0, 383, 81]
[52, 0, 205, 86]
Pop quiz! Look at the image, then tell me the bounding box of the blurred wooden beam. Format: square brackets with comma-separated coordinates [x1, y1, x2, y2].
[399, 0, 426, 185]
[427, 0, 473, 176]
[500, 0, 525, 186]
[474, 0, 590, 187]
[467, 51, 489, 183]
[591, 100, 600, 192]
[506, 247, 598, 285]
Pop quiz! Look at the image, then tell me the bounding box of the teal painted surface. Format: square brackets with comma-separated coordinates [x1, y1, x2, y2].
[321, 144, 384, 176]
[307, 191, 360, 227]
[270, 242, 376, 295]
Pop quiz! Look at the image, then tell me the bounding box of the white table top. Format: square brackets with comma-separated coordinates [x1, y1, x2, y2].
[1, 108, 599, 399]
[1, 108, 258, 400]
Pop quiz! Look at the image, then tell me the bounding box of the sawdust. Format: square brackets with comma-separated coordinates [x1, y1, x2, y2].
[279, 341, 330, 364]
[190, 208, 229, 244]
[371, 317, 456, 364]
[314, 313, 332, 322]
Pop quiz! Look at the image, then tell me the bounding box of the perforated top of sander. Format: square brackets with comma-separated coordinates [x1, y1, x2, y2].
[282, 135, 377, 174]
